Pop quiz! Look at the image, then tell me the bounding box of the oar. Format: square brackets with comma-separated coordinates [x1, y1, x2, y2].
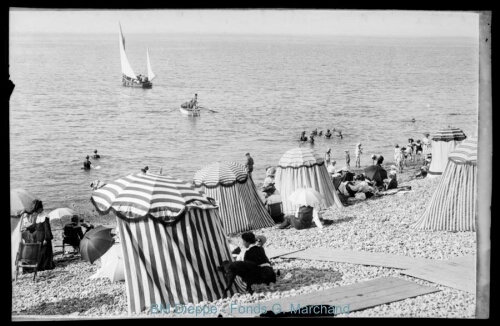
[198, 106, 217, 113]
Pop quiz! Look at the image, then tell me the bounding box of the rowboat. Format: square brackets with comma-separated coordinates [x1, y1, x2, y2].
[179, 106, 201, 117]
[119, 23, 156, 88]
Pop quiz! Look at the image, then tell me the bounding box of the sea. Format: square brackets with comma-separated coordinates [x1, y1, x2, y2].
[9, 33, 479, 210]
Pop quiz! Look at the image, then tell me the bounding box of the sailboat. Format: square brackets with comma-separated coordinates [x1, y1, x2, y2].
[119, 23, 156, 88]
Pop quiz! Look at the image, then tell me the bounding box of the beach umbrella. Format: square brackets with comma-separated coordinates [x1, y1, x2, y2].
[288, 187, 326, 210]
[89, 243, 124, 283]
[431, 126, 467, 142]
[47, 208, 76, 227]
[80, 225, 114, 264]
[91, 171, 216, 223]
[364, 165, 388, 187]
[10, 188, 38, 216]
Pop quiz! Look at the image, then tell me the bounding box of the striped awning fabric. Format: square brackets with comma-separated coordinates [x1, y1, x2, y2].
[431, 126, 467, 142]
[118, 206, 244, 313]
[278, 147, 324, 168]
[449, 136, 477, 165]
[91, 172, 216, 224]
[193, 161, 248, 188]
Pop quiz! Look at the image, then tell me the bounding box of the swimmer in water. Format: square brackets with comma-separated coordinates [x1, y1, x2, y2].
[93, 150, 100, 159]
[411, 118, 416, 122]
[83, 156, 92, 170]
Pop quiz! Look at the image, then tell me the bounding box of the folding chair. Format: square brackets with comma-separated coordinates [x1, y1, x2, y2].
[15, 242, 41, 281]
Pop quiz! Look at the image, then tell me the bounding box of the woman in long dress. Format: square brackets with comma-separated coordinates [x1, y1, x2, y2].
[26, 200, 55, 271]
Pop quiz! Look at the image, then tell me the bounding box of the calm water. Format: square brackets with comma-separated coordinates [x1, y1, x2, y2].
[9, 33, 479, 209]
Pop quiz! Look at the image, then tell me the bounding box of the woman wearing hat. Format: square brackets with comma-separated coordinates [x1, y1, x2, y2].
[236, 232, 271, 267]
[24, 200, 55, 271]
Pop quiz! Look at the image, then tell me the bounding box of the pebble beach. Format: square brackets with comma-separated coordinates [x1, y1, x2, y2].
[11, 162, 477, 319]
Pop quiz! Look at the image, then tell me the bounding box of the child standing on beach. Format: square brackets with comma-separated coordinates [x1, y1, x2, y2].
[325, 148, 331, 166]
[355, 143, 363, 168]
[345, 150, 350, 170]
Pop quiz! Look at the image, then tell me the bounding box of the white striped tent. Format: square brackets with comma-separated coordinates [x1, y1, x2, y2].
[193, 161, 275, 235]
[91, 172, 243, 313]
[428, 126, 467, 179]
[275, 147, 344, 215]
[412, 136, 477, 231]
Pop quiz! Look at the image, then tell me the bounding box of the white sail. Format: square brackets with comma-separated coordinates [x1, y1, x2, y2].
[119, 23, 137, 79]
[147, 46, 156, 81]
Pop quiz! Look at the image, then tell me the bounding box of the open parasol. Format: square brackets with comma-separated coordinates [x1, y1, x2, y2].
[80, 225, 114, 264]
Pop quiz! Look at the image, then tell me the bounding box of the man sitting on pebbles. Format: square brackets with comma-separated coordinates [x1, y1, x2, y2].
[278, 205, 324, 231]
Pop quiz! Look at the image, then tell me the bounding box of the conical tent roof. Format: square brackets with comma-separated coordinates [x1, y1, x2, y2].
[278, 147, 323, 168]
[193, 161, 248, 188]
[412, 136, 477, 231]
[449, 137, 477, 165]
[431, 126, 467, 142]
[91, 172, 215, 224]
[193, 161, 275, 235]
[275, 147, 344, 215]
[92, 172, 243, 313]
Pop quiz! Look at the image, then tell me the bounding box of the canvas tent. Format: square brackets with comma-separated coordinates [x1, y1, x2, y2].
[91, 172, 243, 314]
[193, 161, 275, 235]
[275, 147, 344, 215]
[412, 136, 477, 231]
[89, 243, 125, 283]
[427, 126, 467, 179]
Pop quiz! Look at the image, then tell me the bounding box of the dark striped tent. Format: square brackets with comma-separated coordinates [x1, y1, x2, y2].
[412, 136, 477, 231]
[275, 147, 343, 215]
[91, 172, 243, 313]
[193, 161, 275, 235]
[428, 126, 467, 179]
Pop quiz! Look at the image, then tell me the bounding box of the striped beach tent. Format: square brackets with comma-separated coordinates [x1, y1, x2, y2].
[91, 172, 243, 313]
[412, 136, 477, 231]
[193, 161, 275, 235]
[275, 147, 343, 215]
[428, 126, 467, 179]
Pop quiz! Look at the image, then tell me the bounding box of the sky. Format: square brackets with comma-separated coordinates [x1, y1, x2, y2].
[9, 9, 480, 37]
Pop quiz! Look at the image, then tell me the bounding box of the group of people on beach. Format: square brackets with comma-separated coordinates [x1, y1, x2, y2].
[19, 199, 95, 273]
[393, 133, 432, 173]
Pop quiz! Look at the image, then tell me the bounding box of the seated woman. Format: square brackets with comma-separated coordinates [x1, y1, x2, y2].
[236, 232, 271, 266]
[415, 165, 429, 179]
[278, 205, 323, 230]
[63, 215, 85, 253]
[384, 171, 398, 190]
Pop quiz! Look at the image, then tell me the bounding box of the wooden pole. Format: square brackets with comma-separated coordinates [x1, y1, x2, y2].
[476, 10, 492, 319]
